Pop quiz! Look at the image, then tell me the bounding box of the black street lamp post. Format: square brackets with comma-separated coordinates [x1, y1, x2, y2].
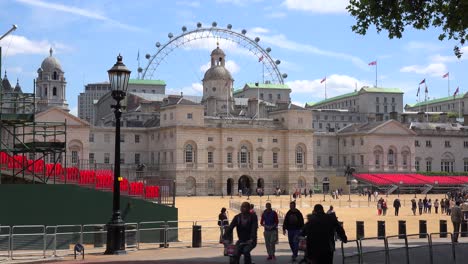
[105, 54, 131, 255]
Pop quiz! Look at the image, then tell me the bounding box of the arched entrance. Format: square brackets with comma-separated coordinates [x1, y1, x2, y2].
[227, 178, 234, 195]
[238, 175, 252, 195]
[257, 178, 264, 188]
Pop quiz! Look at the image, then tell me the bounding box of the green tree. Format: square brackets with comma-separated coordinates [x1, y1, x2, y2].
[347, 0, 468, 57]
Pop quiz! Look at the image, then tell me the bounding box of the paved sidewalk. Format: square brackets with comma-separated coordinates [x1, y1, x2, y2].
[13, 243, 339, 264]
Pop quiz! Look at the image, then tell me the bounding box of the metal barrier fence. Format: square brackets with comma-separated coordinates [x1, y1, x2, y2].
[1, 222, 467, 263]
[341, 232, 468, 264]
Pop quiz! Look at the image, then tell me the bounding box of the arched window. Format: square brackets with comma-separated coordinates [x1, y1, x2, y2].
[185, 144, 193, 163]
[239, 145, 249, 164]
[53, 71, 58, 80]
[52, 87, 57, 96]
[296, 146, 304, 164]
[388, 149, 394, 165]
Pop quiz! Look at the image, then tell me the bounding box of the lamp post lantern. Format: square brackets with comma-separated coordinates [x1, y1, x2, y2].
[105, 54, 131, 255]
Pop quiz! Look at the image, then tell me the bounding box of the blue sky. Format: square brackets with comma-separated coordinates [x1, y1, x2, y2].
[1, 0, 467, 115]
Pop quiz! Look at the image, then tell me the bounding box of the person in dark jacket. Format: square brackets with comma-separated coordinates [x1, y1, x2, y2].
[393, 198, 401, 216]
[260, 202, 279, 260]
[218, 207, 230, 243]
[224, 202, 258, 264]
[283, 201, 304, 261]
[301, 204, 348, 264]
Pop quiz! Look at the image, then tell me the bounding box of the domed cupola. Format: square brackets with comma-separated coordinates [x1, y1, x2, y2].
[41, 48, 63, 72]
[201, 44, 235, 116]
[35, 47, 69, 112]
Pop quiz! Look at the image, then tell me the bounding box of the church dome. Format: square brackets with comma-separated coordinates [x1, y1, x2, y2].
[41, 48, 62, 72]
[203, 65, 232, 80]
[211, 47, 225, 57]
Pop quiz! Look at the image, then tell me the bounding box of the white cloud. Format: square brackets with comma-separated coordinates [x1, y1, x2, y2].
[0, 35, 70, 56]
[254, 33, 367, 69]
[282, 0, 349, 14]
[400, 63, 448, 77]
[405, 41, 443, 52]
[250, 27, 270, 34]
[167, 83, 203, 96]
[287, 74, 367, 97]
[70, 106, 78, 117]
[15, 0, 142, 31]
[199, 60, 240, 74]
[430, 47, 468, 63]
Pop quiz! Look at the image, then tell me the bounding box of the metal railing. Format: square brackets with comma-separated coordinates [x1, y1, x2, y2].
[341, 232, 468, 264]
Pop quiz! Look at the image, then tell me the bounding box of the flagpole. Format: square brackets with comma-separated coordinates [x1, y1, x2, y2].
[425, 83, 428, 122]
[226, 82, 229, 117]
[448, 75, 450, 97]
[418, 85, 421, 113]
[325, 78, 327, 99]
[375, 61, 378, 87]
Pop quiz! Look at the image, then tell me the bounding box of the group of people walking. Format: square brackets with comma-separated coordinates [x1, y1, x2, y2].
[219, 201, 347, 264]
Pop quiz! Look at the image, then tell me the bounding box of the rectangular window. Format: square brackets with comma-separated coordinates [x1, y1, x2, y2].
[227, 137, 233, 142]
[89, 153, 95, 164]
[89, 133, 94, 142]
[273, 152, 278, 164]
[444, 141, 451, 148]
[273, 138, 278, 143]
[343, 139, 347, 147]
[360, 138, 364, 145]
[71, 151, 78, 164]
[120, 153, 125, 164]
[328, 156, 333, 166]
[317, 156, 321, 167]
[227, 152, 233, 163]
[351, 155, 355, 166]
[187, 113, 193, 119]
[260, 93, 264, 99]
[384, 105, 388, 113]
[319, 123, 323, 129]
[415, 140, 420, 147]
[426, 160, 432, 172]
[360, 155, 364, 166]
[415, 160, 420, 171]
[343, 156, 347, 165]
[269, 94, 273, 100]
[135, 135, 140, 143]
[464, 141, 468, 148]
[351, 138, 355, 146]
[170, 112, 173, 120]
[376, 105, 379, 112]
[257, 138, 263, 143]
[135, 153, 140, 164]
[316, 139, 321, 147]
[120, 135, 125, 143]
[384, 97, 387, 103]
[392, 105, 396, 112]
[464, 161, 468, 172]
[425, 140, 432, 147]
[257, 154, 263, 164]
[104, 134, 110, 143]
[208, 151, 213, 164]
[104, 153, 110, 164]
[392, 97, 395, 103]
[208, 137, 213, 142]
[277, 94, 281, 100]
[376, 97, 379, 103]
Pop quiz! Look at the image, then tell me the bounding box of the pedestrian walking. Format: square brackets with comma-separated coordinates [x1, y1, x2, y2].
[418, 199, 423, 215]
[218, 208, 229, 243]
[434, 199, 440, 214]
[382, 199, 388, 216]
[393, 198, 401, 216]
[260, 202, 278, 260]
[301, 204, 348, 264]
[309, 188, 313, 198]
[451, 201, 463, 243]
[411, 199, 417, 216]
[283, 201, 304, 261]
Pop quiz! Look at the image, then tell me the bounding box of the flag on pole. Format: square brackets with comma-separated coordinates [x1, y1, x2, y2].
[442, 72, 449, 78]
[416, 86, 420, 97]
[320, 77, 326, 83]
[258, 55, 264, 62]
[137, 49, 140, 61]
[368, 60, 377, 66]
[425, 84, 428, 94]
[419, 79, 426, 85]
[453, 86, 459, 98]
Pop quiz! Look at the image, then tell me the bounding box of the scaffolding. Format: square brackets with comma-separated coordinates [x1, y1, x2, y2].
[0, 79, 67, 184]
